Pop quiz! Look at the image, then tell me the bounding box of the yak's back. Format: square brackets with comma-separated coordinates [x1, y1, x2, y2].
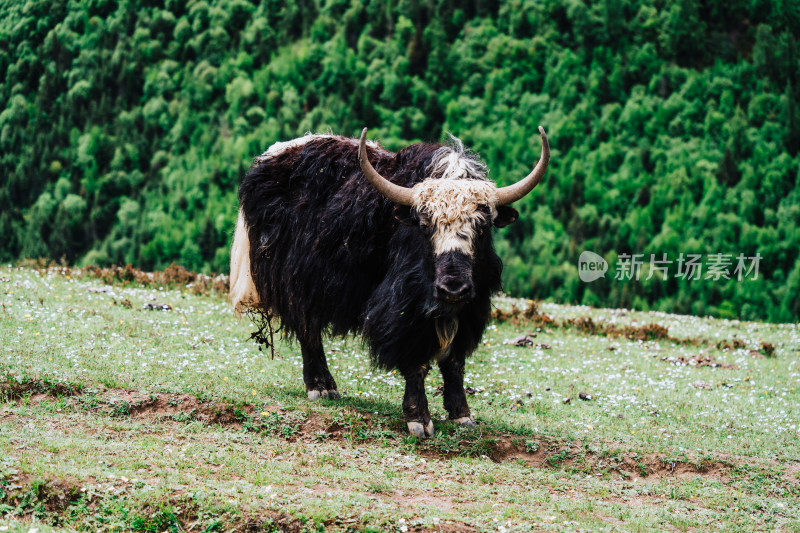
[236, 134, 402, 338]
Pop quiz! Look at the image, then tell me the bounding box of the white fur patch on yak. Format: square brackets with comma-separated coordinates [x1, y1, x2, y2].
[411, 178, 498, 256]
[427, 141, 486, 181]
[255, 133, 381, 163]
[229, 210, 258, 315]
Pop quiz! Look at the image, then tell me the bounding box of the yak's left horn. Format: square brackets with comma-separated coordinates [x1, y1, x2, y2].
[358, 128, 414, 206]
[495, 127, 550, 206]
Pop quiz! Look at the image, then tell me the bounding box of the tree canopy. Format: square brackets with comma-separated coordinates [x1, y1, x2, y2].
[1, 0, 798, 321]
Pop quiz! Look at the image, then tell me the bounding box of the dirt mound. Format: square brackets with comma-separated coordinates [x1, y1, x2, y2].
[22, 260, 230, 296]
[83, 263, 230, 295]
[492, 302, 680, 342]
[481, 435, 730, 481]
[491, 301, 769, 351]
[105, 390, 253, 425]
[0, 378, 84, 400]
[0, 472, 89, 525]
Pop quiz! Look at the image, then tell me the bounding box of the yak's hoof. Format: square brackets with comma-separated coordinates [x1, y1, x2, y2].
[307, 390, 340, 400]
[407, 420, 435, 439]
[452, 416, 475, 427]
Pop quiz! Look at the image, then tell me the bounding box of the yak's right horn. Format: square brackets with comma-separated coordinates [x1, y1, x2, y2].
[358, 128, 414, 206]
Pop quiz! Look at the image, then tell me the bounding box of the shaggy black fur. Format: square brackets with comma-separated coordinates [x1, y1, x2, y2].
[239, 135, 505, 430]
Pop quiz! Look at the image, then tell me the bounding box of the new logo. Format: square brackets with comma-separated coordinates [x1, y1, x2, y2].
[578, 251, 608, 282]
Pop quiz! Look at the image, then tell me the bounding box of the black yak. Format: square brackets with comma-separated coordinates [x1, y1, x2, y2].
[231, 127, 549, 437]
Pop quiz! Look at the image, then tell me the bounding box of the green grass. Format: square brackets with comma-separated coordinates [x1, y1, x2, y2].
[1, 265, 799, 531]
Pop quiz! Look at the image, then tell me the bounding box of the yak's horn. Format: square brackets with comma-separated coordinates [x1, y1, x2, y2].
[495, 127, 550, 206]
[358, 128, 414, 206]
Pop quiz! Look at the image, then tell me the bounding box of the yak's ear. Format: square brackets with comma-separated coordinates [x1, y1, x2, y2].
[493, 205, 519, 228]
[393, 205, 416, 226]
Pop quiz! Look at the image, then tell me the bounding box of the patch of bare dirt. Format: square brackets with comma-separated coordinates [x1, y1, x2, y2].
[716, 338, 747, 351]
[299, 411, 331, 434]
[759, 342, 776, 357]
[390, 490, 458, 514]
[27, 393, 51, 404]
[307, 483, 343, 497]
[781, 461, 800, 483]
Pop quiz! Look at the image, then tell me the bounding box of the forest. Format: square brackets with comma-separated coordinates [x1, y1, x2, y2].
[1, 0, 798, 322]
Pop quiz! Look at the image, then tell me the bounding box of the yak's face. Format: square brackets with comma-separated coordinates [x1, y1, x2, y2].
[358, 127, 549, 313]
[395, 145, 519, 310]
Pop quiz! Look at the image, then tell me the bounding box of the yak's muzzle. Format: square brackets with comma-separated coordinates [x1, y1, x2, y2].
[433, 251, 475, 304]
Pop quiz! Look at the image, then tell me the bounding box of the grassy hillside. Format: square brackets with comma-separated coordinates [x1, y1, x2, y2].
[1, 265, 798, 531]
[1, 0, 799, 322]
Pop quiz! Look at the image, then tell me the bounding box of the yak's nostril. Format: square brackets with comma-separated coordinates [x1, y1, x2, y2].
[435, 279, 474, 301]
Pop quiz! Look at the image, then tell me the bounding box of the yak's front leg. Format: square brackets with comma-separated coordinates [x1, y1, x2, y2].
[300, 332, 339, 400]
[438, 352, 474, 426]
[402, 363, 434, 438]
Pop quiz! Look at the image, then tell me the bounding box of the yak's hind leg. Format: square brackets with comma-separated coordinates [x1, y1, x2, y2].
[438, 353, 474, 426]
[402, 363, 435, 438]
[300, 332, 339, 400]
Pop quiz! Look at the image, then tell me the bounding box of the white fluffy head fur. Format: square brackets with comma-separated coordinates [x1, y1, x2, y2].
[410, 137, 497, 256]
[426, 134, 488, 181]
[411, 179, 497, 255]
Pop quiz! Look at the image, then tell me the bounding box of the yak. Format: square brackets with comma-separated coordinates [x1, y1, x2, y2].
[230, 127, 549, 437]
